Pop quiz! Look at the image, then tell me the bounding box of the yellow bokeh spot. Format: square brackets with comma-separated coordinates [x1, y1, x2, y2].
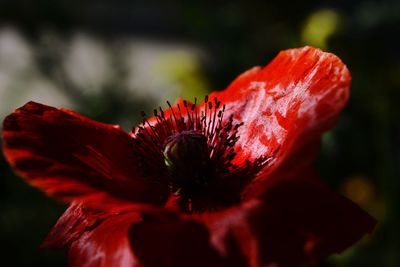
[157, 51, 209, 100]
[342, 175, 375, 206]
[301, 9, 341, 49]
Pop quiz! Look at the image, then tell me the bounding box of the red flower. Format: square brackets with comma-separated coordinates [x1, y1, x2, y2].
[2, 46, 376, 267]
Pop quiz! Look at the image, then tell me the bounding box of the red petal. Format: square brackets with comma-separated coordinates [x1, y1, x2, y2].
[209, 46, 350, 169]
[200, 168, 376, 267]
[41, 202, 115, 249]
[2, 102, 168, 207]
[68, 211, 141, 267]
[128, 214, 247, 267]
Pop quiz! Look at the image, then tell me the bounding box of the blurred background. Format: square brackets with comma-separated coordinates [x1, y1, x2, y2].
[0, 0, 399, 266]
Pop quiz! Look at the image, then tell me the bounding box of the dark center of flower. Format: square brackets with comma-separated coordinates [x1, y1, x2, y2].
[163, 130, 215, 194]
[132, 96, 271, 213]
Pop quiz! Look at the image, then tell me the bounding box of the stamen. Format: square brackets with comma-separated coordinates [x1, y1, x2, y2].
[131, 96, 271, 213]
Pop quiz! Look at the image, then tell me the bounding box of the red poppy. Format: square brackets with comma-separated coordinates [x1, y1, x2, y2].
[2, 46, 376, 267]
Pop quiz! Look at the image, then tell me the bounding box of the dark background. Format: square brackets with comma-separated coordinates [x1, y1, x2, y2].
[0, 1, 399, 266]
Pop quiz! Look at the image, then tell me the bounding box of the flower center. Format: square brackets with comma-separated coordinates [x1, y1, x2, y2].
[163, 131, 215, 195]
[132, 96, 271, 213]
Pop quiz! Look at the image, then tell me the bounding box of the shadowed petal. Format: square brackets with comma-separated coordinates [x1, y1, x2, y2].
[69, 212, 141, 267]
[2, 102, 169, 207]
[200, 167, 376, 267]
[41, 202, 115, 249]
[128, 214, 248, 267]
